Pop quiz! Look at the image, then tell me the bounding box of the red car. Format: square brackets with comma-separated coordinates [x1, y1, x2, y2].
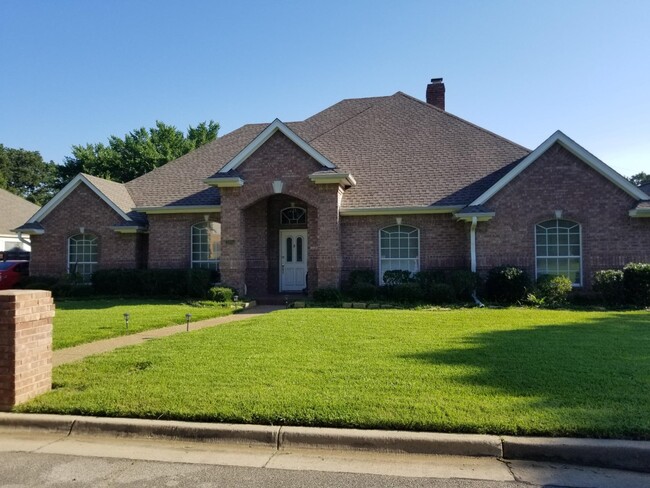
[0, 261, 29, 290]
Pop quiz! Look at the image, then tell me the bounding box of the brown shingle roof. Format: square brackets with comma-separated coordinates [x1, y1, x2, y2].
[124, 92, 531, 210]
[0, 189, 40, 235]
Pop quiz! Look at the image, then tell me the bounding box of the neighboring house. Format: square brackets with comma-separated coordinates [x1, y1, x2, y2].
[640, 182, 650, 197]
[0, 189, 40, 255]
[16, 79, 650, 294]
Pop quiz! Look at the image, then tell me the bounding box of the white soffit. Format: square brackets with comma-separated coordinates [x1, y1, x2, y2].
[28, 174, 132, 223]
[470, 130, 649, 206]
[218, 119, 336, 173]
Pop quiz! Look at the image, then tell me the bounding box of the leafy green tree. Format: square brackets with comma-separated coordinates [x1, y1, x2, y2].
[0, 144, 59, 205]
[629, 172, 650, 186]
[60, 120, 219, 186]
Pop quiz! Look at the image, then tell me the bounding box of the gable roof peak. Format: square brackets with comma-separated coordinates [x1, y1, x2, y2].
[218, 118, 336, 173]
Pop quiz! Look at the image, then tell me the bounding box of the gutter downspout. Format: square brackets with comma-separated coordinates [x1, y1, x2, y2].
[469, 217, 485, 308]
[16, 232, 31, 249]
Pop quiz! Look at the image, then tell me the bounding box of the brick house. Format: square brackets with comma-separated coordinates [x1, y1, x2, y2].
[15, 79, 650, 295]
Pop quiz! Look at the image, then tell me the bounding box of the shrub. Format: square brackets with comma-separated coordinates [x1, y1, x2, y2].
[313, 287, 343, 303]
[449, 269, 480, 301]
[92, 268, 212, 298]
[592, 269, 625, 306]
[536, 275, 573, 307]
[207, 286, 234, 302]
[623, 262, 650, 307]
[485, 266, 531, 304]
[387, 282, 424, 303]
[346, 269, 375, 286]
[429, 283, 456, 304]
[382, 270, 412, 286]
[346, 282, 379, 301]
[413, 269, 446, 291]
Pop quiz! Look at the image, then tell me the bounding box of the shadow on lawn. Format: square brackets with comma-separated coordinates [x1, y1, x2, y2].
[54, 298, 191, 311]
[403, 312, 650, 438]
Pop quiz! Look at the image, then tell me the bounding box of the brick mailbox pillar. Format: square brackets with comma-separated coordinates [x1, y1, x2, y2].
[0, 290, 54, 411]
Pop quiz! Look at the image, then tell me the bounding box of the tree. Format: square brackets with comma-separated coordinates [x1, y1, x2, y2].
[628, 172, 650, 186]
[0, 144, 59, 205]
[59, 120, 219, 186]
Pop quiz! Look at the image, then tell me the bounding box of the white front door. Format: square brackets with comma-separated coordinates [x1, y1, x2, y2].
[280, 230, 308, 292]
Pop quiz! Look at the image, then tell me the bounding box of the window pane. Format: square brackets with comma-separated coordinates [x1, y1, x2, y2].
[296, 237, 303, 262]
[286, 237, 293, 262]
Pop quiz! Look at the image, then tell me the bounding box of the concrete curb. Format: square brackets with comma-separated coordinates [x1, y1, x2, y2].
[502, 435, 650, 473]
[280, 426, 502, 457]
[1, 413, 649, 473]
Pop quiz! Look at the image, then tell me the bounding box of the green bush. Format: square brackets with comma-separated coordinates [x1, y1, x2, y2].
[388, 282, 424, 303]
[623, 262, 650, 307]
[382, 270, 412, 286]
[413, 269, 446, 291]
[429, 283, 456, 304]
[207, 286, 234, 302]
[92, 268, 212, 298]
[313, 287, 343, 303]
[536, 275, 573, 307]
[346, 269, 375, 286]
[346, 282, 379, 301]
[485, 266, 531, 304]
[592, 269, 625, 306]
[449, 269, 480, 300]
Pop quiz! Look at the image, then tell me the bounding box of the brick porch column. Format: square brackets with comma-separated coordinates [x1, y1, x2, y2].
[0, 290, 54, 411]
[316, 185, 342, 289]
[220, 188, 247, 294]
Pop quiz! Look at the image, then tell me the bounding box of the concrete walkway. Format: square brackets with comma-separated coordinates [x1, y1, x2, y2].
[53, 305, 284, 367]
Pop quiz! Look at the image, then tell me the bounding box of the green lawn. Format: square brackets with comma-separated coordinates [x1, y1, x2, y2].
[21, 307, 650, 439]
[53, 299, 234, 349]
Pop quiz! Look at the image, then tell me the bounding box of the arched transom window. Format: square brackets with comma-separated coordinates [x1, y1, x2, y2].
[68, 233, 98, 282]
[379, 224, 420, 283]
[280, 207, 306, 225]
[535, 219, 581, 285]
[191, 221, 221, 270]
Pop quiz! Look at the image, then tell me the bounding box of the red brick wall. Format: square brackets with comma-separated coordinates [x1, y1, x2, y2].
[0, 290, 53, 410]
[479, 143, 650, 288]
[30, 185, 143, 277]
[147, 213, 221, 269]
[219, 131, 341, 293]
[340, 214, 468, 283]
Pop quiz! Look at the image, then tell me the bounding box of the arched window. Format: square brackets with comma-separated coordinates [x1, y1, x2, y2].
[535, 219, 581, 285]
[191, 221, 221, 270]
[280, 207, 306, 225]
[68, 233, 98, 282]
[379, 224, 420, 283]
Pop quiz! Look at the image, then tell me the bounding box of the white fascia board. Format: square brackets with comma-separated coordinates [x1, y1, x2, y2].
[109, 226, 147, 234]
[470, 130, 650, 206]
[218, 119, 336, 173]
[134, 205, 222, 214]
[203, 177, 244, 188]
[340, 205, 463, 216]
[455, 212, 495, 222]
[10, 228, 44, 236]
[629, 208, 650, 218]
[309, 173, 357, 187]
[28, 174, 132, 223]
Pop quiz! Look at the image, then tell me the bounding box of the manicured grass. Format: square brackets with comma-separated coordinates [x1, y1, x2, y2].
[21, 308, 650, 439]
[53, 299, 234, 349]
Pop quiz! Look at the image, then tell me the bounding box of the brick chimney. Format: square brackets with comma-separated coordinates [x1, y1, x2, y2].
[426, 78, 445, 110]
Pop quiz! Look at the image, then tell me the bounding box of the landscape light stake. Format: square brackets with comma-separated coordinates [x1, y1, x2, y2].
[123, 313, 130, 331]
[233, 295, 239, 309]
[185, 313, 191, 331]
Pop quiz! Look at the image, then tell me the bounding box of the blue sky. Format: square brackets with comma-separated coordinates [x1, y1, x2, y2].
[1, 0, 649, 177]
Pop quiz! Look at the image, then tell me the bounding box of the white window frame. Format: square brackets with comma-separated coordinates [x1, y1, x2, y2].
[280, 207, 307, 225]
[191, 221, 221, 270]
[378, 224, 420, 284]
[67, 233, 98, 282]
[535, 219, 582, 286]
